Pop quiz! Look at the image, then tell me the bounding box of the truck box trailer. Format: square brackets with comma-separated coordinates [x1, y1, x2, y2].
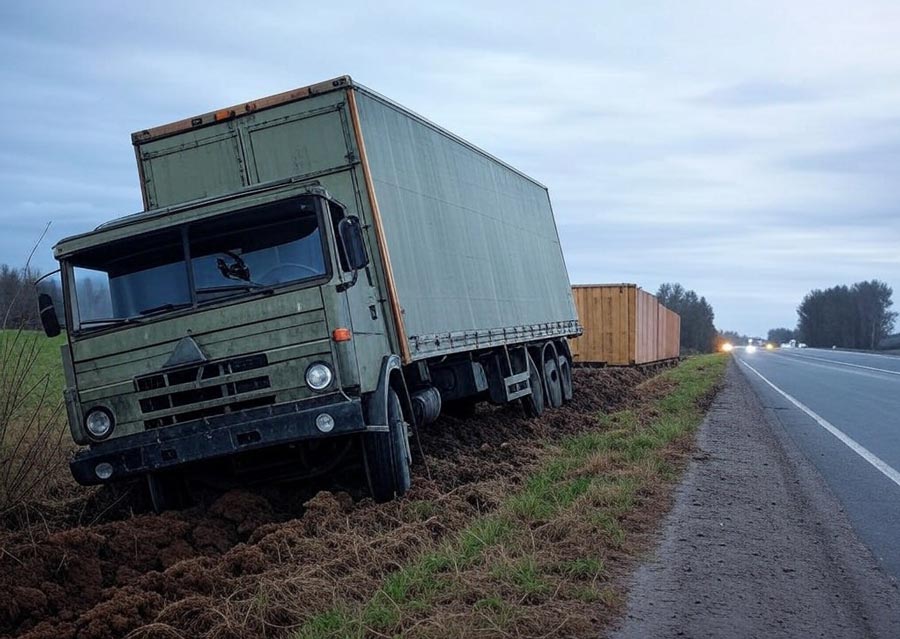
[41, 76, 581, 510]
[569, 284, 680, 365]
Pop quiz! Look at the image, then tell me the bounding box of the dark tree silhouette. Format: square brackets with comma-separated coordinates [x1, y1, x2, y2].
[656, 283, 717, 353]
[767, 327, 796, 344]
[797, 280, 896, 348]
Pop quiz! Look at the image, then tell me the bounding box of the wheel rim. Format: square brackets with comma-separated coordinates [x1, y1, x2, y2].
[524, 352, 545, 416]
[558, 345, 573, 402]
[388, 390, 412, 494]
[542, 343, 563, 408]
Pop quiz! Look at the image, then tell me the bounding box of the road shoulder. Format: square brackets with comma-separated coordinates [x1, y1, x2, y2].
[611, 359, 900, 639]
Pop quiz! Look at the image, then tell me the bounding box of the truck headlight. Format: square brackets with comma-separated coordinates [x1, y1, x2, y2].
[95, 462, 114, 480]
[85, 408, 114, 439]
[305, 363, 333, 391]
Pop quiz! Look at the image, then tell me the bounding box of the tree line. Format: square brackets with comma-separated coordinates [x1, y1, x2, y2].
[763, 280, 896, 349]
[656, 282, 718, 354]
[795, 280, 896, 349]
[766, 327, 796, 344]
[0, 264, 43, 330]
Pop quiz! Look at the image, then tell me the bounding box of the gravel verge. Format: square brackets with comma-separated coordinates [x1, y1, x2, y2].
[612, 360, 900, 639]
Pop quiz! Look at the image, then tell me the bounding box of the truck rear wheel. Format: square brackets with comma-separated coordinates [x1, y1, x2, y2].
[363, 389, 412, 502]
[559, 352, 573, 403]
[521, 352, 545, 418]
[542, 343, 564, 409]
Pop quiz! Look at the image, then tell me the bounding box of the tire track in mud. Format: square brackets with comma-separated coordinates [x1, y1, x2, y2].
[1, 367, 650, 639]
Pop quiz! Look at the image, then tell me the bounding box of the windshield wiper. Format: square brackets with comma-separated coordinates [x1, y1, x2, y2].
[195, 283, 268, 295]
[78, 317, 138, 328]
[78, 302, 192, 328]
[138, 302, 193, 317]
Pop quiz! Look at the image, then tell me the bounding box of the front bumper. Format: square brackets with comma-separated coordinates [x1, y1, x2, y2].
[69, 395, 366, 485]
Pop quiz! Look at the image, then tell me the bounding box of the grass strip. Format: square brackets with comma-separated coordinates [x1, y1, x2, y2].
[295, 354, 727, 639]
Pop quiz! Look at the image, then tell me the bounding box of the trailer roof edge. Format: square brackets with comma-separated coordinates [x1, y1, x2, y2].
[352, 83, 548, 191]
[130, 76, 354, 145]
[129, 76, 549, 192]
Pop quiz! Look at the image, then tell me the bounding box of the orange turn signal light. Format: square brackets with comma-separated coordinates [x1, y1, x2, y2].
[332, 328, 352, 342]
[214, 109, 235, 122]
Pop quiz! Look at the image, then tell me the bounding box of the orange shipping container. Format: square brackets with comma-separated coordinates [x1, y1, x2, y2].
[569, 284, 681, 365]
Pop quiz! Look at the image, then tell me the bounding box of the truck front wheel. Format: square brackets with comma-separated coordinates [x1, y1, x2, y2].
[146, 472, 188, 513]
[363, 389, 412, 502]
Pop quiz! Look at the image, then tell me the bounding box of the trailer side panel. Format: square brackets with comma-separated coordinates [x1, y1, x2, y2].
[354, 89, 579, 360]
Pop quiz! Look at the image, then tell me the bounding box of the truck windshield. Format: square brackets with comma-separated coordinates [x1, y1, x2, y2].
[68, 198, 327, 330]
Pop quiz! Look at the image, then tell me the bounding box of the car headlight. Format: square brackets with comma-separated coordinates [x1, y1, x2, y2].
[305, 363, 334, 391]
[85, 408, 114, 439]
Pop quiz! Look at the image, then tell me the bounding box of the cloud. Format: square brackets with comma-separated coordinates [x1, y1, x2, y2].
[787, 140, 900, 175]
[696, 81, 821, 108]
[1, 0, 899, 337]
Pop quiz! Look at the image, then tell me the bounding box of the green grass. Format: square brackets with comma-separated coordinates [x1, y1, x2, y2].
[0, 329, 66, 412]
[294, 354, 727, 638]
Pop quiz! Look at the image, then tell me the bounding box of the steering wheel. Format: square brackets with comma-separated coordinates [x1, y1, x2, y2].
[257, 263, 322, 285]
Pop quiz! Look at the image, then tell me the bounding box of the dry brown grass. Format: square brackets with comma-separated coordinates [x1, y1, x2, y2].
[293, 354, 727, 639]
[0, 327, 70, 521]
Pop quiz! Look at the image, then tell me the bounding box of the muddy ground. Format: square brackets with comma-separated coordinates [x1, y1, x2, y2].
[1, 367, 652, 639]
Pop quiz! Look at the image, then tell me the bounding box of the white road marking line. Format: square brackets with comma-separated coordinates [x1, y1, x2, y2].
[739, 358, 900, 490]
[806, 348, 900, 362]
[775, 351, 900, 376]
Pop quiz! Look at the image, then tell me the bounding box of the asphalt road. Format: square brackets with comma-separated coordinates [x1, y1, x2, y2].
[735, 346, 900, 581]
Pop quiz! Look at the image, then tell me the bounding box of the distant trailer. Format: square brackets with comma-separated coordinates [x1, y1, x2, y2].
[569, 284, 680, 366]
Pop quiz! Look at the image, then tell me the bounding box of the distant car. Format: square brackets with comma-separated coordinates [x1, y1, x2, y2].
[799, 343, 807, 348]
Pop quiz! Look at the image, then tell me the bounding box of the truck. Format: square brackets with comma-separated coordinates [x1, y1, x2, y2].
[37, 76, 582, 511]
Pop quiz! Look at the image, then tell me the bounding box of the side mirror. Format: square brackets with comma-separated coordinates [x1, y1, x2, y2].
[338, 216, 369, 270]
[38, 292, 61, 337]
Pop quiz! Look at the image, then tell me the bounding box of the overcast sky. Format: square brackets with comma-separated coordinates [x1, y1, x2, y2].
[2, 1, 899, 336]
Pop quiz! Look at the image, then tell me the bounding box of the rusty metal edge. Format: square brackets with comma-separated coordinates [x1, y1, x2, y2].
[133, 144, 150, 210]
[345, 87, 412, 365]
[130, 76, 353, 146]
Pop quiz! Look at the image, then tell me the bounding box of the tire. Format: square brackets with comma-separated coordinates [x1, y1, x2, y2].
[146, 472, 188, 513]
[521, 352, 545, 418]
[363, 389, 412, 502]
[542, 343, 564, 409]
[559, 350, 574, 403]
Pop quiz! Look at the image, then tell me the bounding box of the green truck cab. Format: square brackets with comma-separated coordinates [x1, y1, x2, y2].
[40, 77, 581, 510]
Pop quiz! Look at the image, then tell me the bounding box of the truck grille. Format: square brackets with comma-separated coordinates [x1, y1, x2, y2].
[135, 354, 275, 429]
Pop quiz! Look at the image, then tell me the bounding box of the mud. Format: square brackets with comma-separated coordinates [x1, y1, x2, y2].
[0, 367, 651, 639]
